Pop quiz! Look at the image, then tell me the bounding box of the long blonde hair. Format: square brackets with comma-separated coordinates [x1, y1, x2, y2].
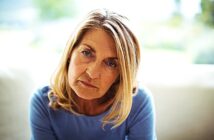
[48, 9, 141, 128]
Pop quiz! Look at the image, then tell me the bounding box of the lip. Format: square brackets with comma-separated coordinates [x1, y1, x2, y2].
[79, 80, 98, 88]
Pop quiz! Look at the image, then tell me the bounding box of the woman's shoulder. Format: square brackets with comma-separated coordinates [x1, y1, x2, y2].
[32, 86, 50, 97]
[132, 85, 154, 105]
[126, 85, 155, 128]
[30, 86, 50, 109]
[129, 84, 155, 117]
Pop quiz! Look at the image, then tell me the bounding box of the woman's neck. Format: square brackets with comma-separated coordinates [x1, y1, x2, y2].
[72, 91, 115, 116]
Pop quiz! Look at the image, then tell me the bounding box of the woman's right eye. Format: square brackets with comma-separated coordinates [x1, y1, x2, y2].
[81, 49, 93, 57]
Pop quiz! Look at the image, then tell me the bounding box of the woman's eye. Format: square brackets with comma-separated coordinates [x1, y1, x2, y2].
[81, 49, 92, 57]
[105, 60, 118, 68]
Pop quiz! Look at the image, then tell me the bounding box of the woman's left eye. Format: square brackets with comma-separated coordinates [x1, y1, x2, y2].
[81, 49, 92, 57]
[105, 60, 118, 68]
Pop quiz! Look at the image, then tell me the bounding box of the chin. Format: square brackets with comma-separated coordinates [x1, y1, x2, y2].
[74, 88, 103, 100]
[77, 93, 102, 100]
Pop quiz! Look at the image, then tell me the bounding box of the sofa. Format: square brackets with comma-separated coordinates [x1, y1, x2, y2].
[0, 64, 214, 140]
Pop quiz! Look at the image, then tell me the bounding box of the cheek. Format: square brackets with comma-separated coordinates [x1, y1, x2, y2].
[68, 64, 76, 86]
[101, 72, 119, 90]
[68, 56, 85, 84]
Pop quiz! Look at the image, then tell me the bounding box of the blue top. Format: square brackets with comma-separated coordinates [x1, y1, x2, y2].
[29, 86, 156, 140]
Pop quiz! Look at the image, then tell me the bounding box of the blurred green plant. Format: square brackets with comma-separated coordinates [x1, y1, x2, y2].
[193, 46, 214, 64]
[33, 0, 76, 20]
[201, 0, 214, 26]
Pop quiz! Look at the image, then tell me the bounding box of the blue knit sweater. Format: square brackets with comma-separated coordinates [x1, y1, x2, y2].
[29, 86, 156, 140]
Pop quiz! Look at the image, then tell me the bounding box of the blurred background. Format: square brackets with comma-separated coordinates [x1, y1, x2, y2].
[0, 0, 214, 140]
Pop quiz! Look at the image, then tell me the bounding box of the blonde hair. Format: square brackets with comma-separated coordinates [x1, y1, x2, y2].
[48, 9, 141, 128]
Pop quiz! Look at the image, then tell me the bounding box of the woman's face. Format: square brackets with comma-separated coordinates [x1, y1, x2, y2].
[68, 28, 119, 100]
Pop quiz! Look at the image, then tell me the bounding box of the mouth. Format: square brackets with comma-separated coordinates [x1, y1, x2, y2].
[79, 80, 98, 89]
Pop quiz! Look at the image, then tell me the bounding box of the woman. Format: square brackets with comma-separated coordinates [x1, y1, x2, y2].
[29, 9, 156, 140]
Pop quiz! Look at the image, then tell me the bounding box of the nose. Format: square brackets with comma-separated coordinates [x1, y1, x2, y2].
[86, 62, 101, 79]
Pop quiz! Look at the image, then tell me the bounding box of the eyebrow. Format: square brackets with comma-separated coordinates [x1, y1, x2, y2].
[107, 57, 118, 60]
[82, 43, 118, 60]
[82, 43, 96, 53]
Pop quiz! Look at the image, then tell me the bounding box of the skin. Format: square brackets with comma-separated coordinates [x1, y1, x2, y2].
[68, 28, 119, 115]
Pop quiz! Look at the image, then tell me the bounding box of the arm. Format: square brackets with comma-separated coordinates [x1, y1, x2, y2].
[29, 89, 57, 140]
[126, 88, 157, 140]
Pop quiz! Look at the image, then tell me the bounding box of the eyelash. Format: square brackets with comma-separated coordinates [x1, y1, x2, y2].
[81, 49, 93, 57]
[105, 60, 118, 68]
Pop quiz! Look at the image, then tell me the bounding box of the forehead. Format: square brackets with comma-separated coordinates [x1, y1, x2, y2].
[80, 28, 117, 57]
